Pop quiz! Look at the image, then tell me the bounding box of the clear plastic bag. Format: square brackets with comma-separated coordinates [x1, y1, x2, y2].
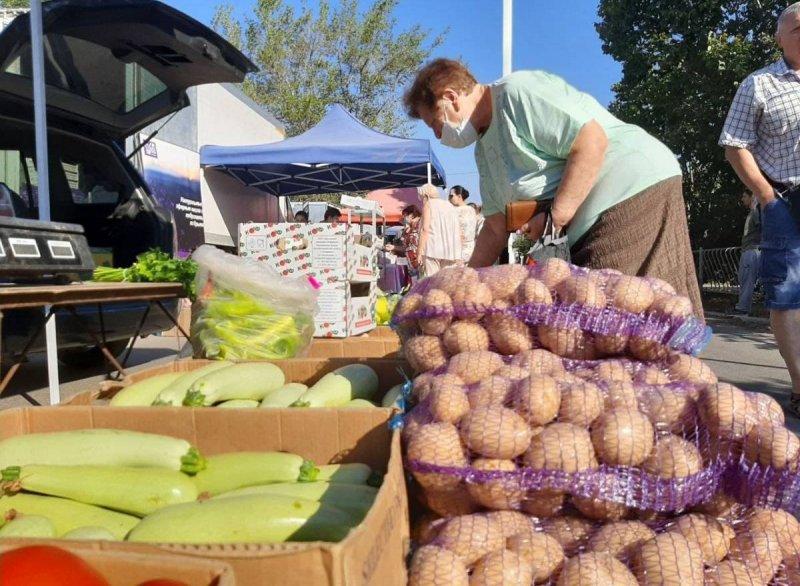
[190, 245, 319, 360]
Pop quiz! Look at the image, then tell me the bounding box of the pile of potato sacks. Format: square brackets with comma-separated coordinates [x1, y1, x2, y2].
[394, 261, 800, 585]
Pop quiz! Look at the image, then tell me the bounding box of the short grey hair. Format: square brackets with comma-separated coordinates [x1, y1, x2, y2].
[778, 2, 800, 33]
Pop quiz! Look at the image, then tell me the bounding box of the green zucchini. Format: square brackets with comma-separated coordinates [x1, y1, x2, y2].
[216, 399, 259, 409]
[0, 514, 56, 538]
[213, 481, 378, 520]
[61, 526, 117, 541]
[183, 362, 286, 407]
[340, 399, 378, 409]
[127, 494, 357, 544]
[192, 452, 319, 497]
[259, 383, 308, 408]
[1, 464, 198, 516]
[291, 364, 379, 407]
[381, 383, 405, 409]
[315, 463, 374, 484]
[0, 493, 140, 539]
[109, 372, 183, 407]
[0, 429, 205, 475]
[152, 361, 234, 406]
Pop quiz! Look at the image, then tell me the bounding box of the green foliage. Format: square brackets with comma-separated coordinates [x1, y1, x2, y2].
[596, 0, 783, 248]
[0, 0, 30, 8]
[511, 234, 534, 263]
[212, 0, 445, 137]
[93, 249, 198, 301]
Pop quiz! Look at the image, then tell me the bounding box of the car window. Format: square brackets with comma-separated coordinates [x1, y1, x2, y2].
[61, 158, 121, 205]
[4, 34, 167, 114]
[0, 149, 37, 217]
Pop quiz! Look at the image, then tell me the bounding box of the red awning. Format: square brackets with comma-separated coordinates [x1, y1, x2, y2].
[366, 188, 420, 224]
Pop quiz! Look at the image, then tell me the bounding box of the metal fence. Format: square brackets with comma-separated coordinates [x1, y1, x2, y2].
[694, 247, 741, 296]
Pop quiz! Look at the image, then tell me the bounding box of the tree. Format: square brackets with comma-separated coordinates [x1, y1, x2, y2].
[213, 0, 445, 138]
[596, 1, 783, 248]
[1, 0, 30, 8]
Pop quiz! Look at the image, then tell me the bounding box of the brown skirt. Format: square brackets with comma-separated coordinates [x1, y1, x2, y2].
[570, 176, 704, 320]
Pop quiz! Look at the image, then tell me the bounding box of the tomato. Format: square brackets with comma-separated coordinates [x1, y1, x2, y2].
[0, 545, 109, 586]
[137, 581, 191, 586]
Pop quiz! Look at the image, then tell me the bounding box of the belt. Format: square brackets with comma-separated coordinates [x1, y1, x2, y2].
[763, 174, 799, 195]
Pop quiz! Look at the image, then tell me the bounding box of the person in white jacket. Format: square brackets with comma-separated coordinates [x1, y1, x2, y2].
[449, 185, 477, 263]
[417, 183, 462, 276]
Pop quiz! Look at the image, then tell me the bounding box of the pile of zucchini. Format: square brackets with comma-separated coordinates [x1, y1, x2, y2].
[111, 361, 403, 410]
[0, 429, 379, 544]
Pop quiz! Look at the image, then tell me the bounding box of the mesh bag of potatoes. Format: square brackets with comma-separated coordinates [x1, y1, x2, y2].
[408, 504, 800, 585]
[401, 347, 800, 516]
[391, 260, 711, 372]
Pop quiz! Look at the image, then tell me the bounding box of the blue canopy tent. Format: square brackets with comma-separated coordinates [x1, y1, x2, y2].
[199, 104, 446, 197]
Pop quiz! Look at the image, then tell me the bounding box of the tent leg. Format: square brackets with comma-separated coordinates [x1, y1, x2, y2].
[427, 162, 432, 184]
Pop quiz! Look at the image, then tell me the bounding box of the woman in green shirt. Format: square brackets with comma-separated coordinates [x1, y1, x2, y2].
[403, 58, 702, 318]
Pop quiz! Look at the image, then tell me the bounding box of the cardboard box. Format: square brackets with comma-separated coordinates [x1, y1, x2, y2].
[307, 334, 400, 359]
[0, 406, 409, 586]
[0, 545, 235, 586]
[161, 297, 192, 338]
[315, 281, 377, 338]
[62, 357, 410, 407]
[238, 222, 378, 284]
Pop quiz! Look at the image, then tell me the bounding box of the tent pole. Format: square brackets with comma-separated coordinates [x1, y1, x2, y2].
[427, 162, 431, 184]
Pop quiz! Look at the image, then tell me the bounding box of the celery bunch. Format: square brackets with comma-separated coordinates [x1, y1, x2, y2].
[93, 249, 198, 301]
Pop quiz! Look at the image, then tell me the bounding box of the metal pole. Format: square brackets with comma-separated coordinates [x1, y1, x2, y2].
[427, 161, 431, 184]
[503, 0, 513, 76]
[30, 0, 60, 403]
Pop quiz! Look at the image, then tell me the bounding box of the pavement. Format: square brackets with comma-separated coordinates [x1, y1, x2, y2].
[0, 313, 796, 432]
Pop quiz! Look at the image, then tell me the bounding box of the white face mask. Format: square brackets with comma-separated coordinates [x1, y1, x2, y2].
[440, 100, 478, 149]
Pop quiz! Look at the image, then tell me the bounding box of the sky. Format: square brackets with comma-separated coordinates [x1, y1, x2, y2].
[167, 0, 622, 204]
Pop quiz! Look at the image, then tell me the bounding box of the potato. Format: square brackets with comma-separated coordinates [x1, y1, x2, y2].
[408, 545, 469, 586]
[524, 423, 598, 473]
[419, 289, 454, 335]
[515, 277, 554, 305]
[638, 387, 697, 434]
[633, 532, 704, 586]
[412, 371, 438, 401]
[428, 266, 481, 297]
[521, 489, 566, 518]
[642, 434, 703, 479]
[411, 511, 445, 544]
[541, 515, 596, 556]
[428, 379, 471, 424]
[747, 392, 786, 427]
[481, 264, 530, 303]
[628, 336, 670, 361]
[467, 459, 525, 510]
[786, 554, 800, 586]
[469, 548, 534, 586]
[590, 408, 655, 466]
[698, 384, 753, 440]
[610, 275, 655, 314]
[693, 490, 739, 517]
[535, 257, 572, 289]
[743, 423, 800, 471]
[558, 382, 604, 427]
[646, 277, 677, 296]
[667, 353, 718, 384]
[572, 495, 630, 521]
[603, 380, 639, 410]
[493, 364, 530, 381]
[460, 405, 533, 459]
[448, 351, 504, 384]
[485, 313, 533, 355]
[594, 333, 629, 357]
[402, 409, 428, 444]
[650, 294, 694, 319]
[701, 435, 744, 465]
[727, 532, 783, 584]
[469, 375, 514, 409]
[511, 348, 565, 375]
[705, 560, 755, 586]
[420, 485, 479, 518]
[557, 552, 638, 586]
[511, 375, 561, 426]
[633, 365, 672, 385]
[437, 514, 506, 565]
[595, 360, 634, 383]
[443, 321, 490, 355]
[508, 531, 564, 583]
[556, 274, 607, 309]
[538, 326, 598, 360]
[747, 507, 800, 559]
[450, 281, 493, 318]
[485, 510, 534, 539]
[587, 520, 655, 560]
[405, 335, 449, 373]
[669, 513, 733, 564]
[393, 292, 423, 334]
[406, 422, 468, 491]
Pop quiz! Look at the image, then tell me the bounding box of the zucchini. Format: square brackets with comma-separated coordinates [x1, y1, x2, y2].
[0, 429, 205, 475]
[216, 399, 259, 409]
[291, 365, 379, 407]
[213, 481, 378, 520]
[109, 372, 183, 407]
[0, 514, 56, 538]
[1, 464, 198, 516]
[61, 526, 117, 541]
[0, 493, 139, 539]
[127, 494, 357, 544]
[183, 362, 286, 407]
[152, 361, 234, 406]
[192, 452, 319, 497]
[381, 383, 405, 410]
[316, 463, 374, 484]
[259, 383, 308, 408]
[341, 399, 378, 409]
